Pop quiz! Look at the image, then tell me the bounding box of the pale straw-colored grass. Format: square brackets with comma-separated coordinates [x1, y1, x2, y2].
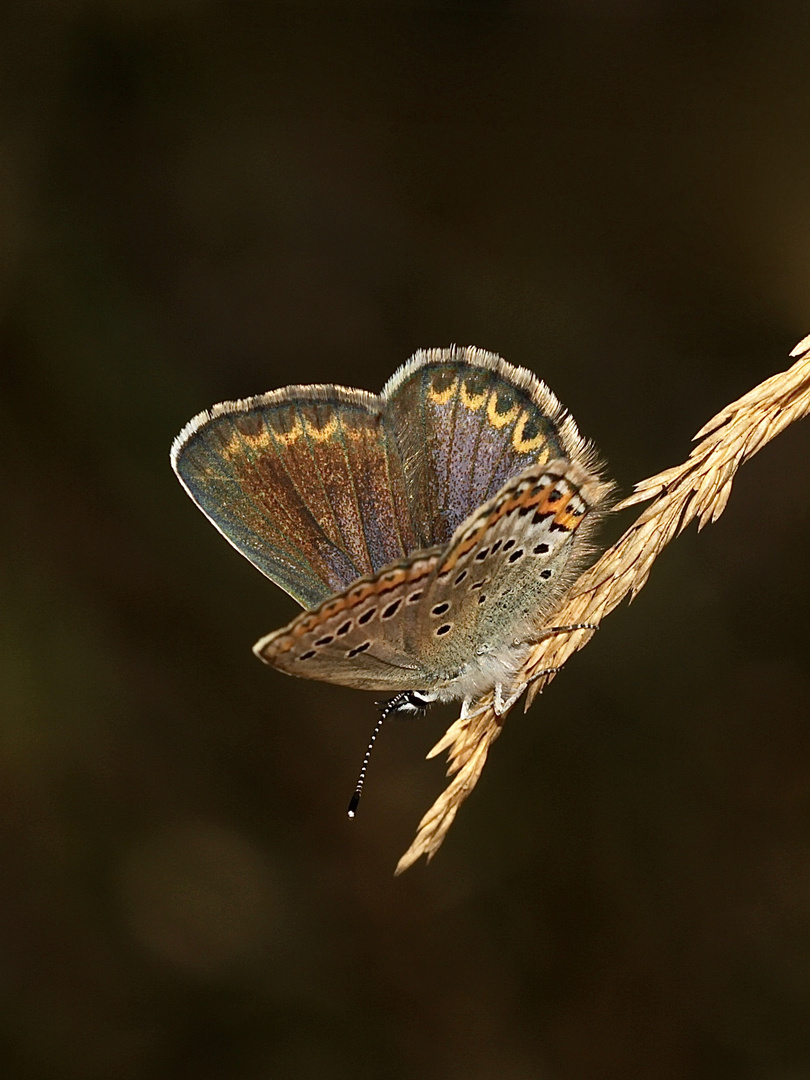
[395, 334, 810, 874]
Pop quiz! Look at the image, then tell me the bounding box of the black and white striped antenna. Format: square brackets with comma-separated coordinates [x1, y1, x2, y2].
[347, 691, 431, 818]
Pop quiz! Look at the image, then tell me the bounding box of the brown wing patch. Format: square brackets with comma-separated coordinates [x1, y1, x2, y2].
[255, 550, 440, 665]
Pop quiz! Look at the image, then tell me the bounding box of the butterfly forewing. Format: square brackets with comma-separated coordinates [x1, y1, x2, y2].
[172, 388, 419, 608]
[254, 550, 443, 692]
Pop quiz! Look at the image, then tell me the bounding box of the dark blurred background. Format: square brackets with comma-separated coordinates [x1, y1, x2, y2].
[2, 3, 810, 1078]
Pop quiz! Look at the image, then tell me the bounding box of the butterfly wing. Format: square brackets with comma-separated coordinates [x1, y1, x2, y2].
[254, 458, 612, 697]
[172, 347, 606, 628]
[417, 458, 610, 663]
[172, 387, 420, 609]
[253, 549, 444, 692]
[382, 347, 599, 548]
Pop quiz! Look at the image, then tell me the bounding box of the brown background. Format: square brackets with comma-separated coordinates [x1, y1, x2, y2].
[2, 3, 810, 1079]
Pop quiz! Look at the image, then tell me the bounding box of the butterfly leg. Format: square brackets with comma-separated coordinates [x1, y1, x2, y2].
[494, 664, 567, 716]
[494, 680, 527, 716]
[460, 696, 488, 721]
[529, 621, 599, 644]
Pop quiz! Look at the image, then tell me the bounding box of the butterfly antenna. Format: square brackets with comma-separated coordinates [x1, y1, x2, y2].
[347, 696, 403, 818]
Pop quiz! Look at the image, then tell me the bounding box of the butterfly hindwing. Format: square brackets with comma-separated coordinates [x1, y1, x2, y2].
[382, 348, 594, 547]
[425, 459, 602, 658]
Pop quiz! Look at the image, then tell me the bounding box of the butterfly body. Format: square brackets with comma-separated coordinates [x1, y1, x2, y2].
[172, 348, 612, 711]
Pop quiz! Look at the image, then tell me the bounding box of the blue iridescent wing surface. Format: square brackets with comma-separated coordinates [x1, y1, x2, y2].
[382, 347, 595, 547]
[172, 387, 419, 609]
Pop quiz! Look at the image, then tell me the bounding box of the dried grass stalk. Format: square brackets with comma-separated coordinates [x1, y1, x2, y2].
[395, 334, 810, 874]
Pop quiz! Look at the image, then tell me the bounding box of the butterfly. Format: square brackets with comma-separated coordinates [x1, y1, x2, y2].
[171, 347, 611, 728]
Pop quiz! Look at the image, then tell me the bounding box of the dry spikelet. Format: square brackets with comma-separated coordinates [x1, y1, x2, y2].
[395, 334, 810, 875]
